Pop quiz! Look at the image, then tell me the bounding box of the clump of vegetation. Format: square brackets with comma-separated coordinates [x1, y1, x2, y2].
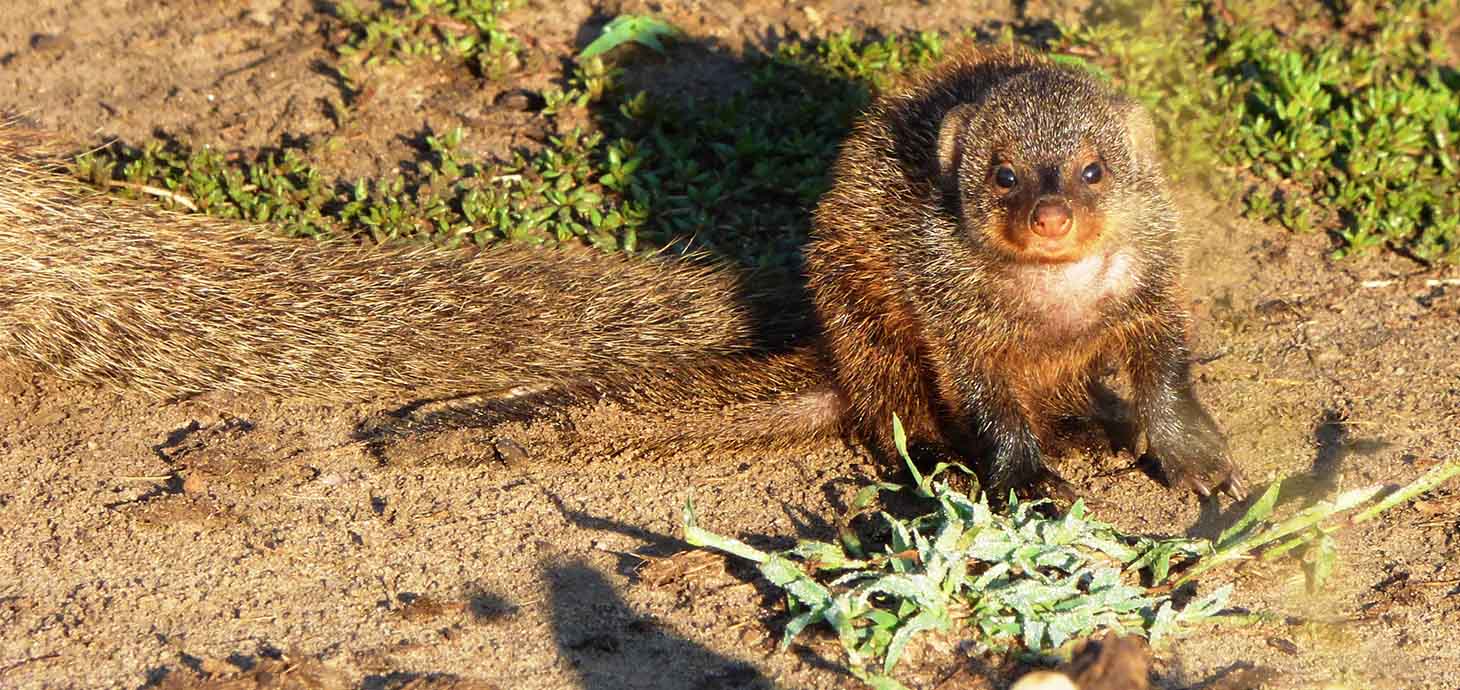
[685, 416, 1460, 689]
[73, 60, 647, 249]
[1061, 0, 1459, 262]
[335, 0, 525, 78]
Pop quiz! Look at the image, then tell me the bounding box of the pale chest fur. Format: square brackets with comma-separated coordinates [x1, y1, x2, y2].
[1012, 250, 1141, 334]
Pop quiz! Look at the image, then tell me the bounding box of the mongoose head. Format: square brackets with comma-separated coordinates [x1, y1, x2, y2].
[935, 66, 1164, 267]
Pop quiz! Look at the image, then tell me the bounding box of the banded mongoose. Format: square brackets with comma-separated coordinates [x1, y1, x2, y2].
[0, 45, 1244, 497]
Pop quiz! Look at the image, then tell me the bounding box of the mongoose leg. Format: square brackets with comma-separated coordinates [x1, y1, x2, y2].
[809, 264, 948, 470]
[1128, 329, 1247, 498]
[946, 375, 1047, 493]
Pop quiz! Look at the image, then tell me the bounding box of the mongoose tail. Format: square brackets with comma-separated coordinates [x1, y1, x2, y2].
[0, 122, 819, 414]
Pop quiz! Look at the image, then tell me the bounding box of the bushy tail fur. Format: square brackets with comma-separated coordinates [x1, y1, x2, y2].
[0, 122, 838, 441]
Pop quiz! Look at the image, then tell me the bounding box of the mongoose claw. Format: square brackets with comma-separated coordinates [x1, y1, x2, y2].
[1218, 466, 1250, 500]
[1151, 441, 1246, 500]
[1035, 469, 1082, 504]
[1147, 406, 1245, 500]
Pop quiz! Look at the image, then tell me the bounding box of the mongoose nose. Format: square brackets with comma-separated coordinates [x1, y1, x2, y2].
[1030, 200, 1074, 239]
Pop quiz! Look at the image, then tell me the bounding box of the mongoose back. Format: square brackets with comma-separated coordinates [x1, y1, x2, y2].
[805, 46, 1243, 496]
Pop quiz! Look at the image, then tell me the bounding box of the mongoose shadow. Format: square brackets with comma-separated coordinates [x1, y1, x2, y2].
[546, 559, 778, 690]
[539, 493, 880, 684]
[1181, 408, 1392, 543]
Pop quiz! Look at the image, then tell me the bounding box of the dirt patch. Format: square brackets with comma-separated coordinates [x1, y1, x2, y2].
[2, 1, 1458, 689]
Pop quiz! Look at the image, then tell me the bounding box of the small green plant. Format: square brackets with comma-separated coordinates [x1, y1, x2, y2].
[579, 15, 684, 58]
[685, 415, 1460, 688]
[73, 142, 339, 238]
[73, 122, 642, 249]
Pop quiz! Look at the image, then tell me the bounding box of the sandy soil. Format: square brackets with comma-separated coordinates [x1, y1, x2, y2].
[1, 1, 1457, 689]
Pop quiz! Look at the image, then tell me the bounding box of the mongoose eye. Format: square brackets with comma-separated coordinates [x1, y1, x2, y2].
[993, 166, 1018, 189]
[1081, 162, 1104, 184]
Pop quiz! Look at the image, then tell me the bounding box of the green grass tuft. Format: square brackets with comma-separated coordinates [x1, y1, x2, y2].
[685, 415, 1460, 687]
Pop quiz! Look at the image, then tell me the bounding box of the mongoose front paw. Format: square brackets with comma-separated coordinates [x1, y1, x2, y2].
[986, 432, 1047, 495]
[1146, 407, 1247, 499]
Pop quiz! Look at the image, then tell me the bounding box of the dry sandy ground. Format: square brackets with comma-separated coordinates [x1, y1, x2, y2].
[1, 1, 1458, 689]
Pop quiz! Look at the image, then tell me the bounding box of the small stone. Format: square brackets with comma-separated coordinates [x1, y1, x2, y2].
[30, 34, 75, 53]
[493, 88, 545, 112]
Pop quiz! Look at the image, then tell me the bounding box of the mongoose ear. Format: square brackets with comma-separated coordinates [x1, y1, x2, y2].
[936, 103, 981, 176]
[1119, 100, 1162, 171]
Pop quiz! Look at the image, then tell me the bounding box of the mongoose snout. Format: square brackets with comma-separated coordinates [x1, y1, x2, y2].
[1029, 197, 1075, 238]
